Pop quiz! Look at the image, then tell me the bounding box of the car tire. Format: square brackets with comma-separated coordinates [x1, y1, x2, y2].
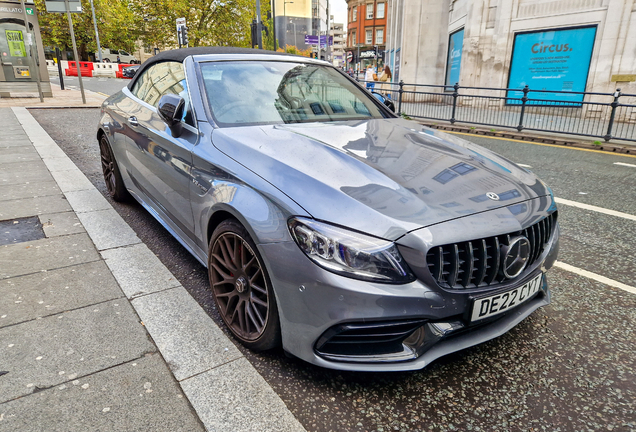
[99, 134, 130, 202]
[208, 219, 281, 351]
[103, 58, 111, 63]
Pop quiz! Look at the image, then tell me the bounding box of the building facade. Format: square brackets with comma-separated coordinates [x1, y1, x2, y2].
[330, 21, 346, 66]
[386, 0, 636, 97]
[345, 0, 389, 71]
[274, 0, 328, 51]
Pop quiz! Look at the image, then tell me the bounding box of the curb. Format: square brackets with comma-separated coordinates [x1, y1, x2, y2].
[419, 121, 635, 155]
[11, 107, 306, 432]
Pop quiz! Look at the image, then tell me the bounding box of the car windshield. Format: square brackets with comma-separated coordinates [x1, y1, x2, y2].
[199, 61, 387, 126]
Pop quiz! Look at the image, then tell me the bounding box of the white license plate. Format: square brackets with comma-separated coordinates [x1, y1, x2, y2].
[470, 273, 543, 322]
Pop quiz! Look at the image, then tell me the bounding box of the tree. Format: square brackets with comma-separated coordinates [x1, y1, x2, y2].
[132, 0, 259, 49]
[35, 0, 141, 60]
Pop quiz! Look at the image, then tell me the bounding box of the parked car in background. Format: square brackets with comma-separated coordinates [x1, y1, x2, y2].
[97, 47, 559, 372]
[101, 48, 138, 64]
[122, 64, 140, 78]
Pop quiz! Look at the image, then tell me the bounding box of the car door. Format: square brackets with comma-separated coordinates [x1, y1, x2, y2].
[126, 61, 198, 240]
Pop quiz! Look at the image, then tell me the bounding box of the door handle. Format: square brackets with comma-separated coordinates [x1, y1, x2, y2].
[128, 116, 139, 127]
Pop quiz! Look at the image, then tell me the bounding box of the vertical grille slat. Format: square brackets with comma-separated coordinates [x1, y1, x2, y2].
[486, 236, 500, 285]
[532, 223, 541, 263]
[426, 212, 557, 289]
[447, 244, 460, 287]
[473, 239, 488, 286]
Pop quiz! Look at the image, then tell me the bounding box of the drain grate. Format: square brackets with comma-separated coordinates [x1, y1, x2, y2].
[0, 216, 46, 246]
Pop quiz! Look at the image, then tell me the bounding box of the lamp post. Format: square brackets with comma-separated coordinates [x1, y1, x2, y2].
[271, 0, 276, 50]
[283, 1, 293, 52]
[89, 0, 102, 62]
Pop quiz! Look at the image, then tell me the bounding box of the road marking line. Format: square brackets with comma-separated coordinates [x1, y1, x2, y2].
[446, 131, 636, 159]
[97, 92, 109, 97]
[554, 197, 636, 222]
[517, 163, 532, 168]
[614, 162, 636, 168]
[554, 261, 636, 295]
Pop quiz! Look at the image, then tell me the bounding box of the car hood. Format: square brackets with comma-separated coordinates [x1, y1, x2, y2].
[212, 118, 550, 241]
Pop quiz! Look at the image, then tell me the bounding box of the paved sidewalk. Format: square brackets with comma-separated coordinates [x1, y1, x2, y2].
[0, 83, 105, 108]
[0, 107, 304, 431]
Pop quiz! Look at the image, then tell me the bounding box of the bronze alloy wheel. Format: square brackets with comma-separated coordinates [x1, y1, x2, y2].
[208, 220, 280, 350]
[99, 135, 129, 202]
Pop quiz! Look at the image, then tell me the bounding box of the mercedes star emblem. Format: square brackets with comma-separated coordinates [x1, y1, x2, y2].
[486, 192, 500, 201]
[500, 236, 531, 278]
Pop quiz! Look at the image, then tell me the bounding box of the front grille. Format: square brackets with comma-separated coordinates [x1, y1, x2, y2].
[426, 212, 557, 289]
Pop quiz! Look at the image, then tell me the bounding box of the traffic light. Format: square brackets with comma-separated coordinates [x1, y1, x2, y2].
[374, 45, 378, 58]
[182, 26, 189, 46]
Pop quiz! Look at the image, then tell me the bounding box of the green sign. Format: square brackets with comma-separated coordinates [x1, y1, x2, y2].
[6, 30, 27, 57]
[26, 8, 34, 15]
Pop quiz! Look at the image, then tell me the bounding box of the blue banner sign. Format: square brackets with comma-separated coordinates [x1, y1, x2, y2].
[445, 29, 464, 89]
[506, 26, 597, 105]
[304, 35, 319, 45]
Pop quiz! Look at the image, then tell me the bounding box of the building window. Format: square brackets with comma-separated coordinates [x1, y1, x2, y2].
[352, 7, 357, 22]
[366, 3, 374, 19]
[366, 29, 373, 44]
[376, 28, 384, 44]
[351, 30, 356, 45]
[377, 2, 385, 19]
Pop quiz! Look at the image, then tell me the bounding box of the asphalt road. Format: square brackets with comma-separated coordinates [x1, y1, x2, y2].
[30, 108, 636, 432]
[50, 76, 130, 97]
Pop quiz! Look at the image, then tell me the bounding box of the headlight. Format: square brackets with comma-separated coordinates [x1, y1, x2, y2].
[288, 217, 415, 284]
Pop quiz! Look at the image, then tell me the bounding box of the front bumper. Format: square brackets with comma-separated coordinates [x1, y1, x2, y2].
[259, 233, 556, 371]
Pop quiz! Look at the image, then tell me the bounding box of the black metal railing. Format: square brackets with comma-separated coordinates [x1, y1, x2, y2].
[355, 77, 636, 142]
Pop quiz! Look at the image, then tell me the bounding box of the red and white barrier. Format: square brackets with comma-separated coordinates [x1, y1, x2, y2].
[47, 60, 137, 79]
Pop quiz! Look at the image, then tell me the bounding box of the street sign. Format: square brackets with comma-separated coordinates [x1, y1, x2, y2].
[176, 17, 186, 30]
[304, 35, 319, 45]
[45, 0, 83, 13]
[319, 35, 333, 46]
[346, 51, 353, 62]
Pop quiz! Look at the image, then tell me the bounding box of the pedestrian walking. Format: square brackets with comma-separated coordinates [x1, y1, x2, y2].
[377, 65, 393, 98]
[365, 65, 377, 90]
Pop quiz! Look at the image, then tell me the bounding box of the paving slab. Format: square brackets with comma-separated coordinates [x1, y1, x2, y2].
[101, 243, 180, 298]
[0, 353, 205, 432]
[180, 357, 306, 432]
[0, 139, 33, 148]
[0, 162, 53, 186]
[76, 209, 140, 251]
[0, 260, 123, 327]
[0, 181, 61, 201]
[131, 286, 242, 381]
[64, 189, 111, 213]
[0, 146, 41, 163]
[0, 194, 71, 220]
[39, 211, 85, 237]
[0, 233, 100, 279]
[0, 299, 155, 403]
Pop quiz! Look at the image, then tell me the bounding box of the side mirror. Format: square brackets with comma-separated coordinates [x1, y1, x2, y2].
[157, 94, 185, 138]
[371, 91, 395, 112]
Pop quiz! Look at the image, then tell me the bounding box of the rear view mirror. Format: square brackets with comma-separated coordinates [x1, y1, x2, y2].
[157, 94, 185, 137]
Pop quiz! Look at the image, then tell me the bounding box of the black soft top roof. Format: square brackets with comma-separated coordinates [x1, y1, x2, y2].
[127, 47, 304, 91]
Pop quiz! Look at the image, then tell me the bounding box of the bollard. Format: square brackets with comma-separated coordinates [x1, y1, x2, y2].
[517, 85, 529, 132]
[450, 83, 459, 124]
[604, 89, 621, 142]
